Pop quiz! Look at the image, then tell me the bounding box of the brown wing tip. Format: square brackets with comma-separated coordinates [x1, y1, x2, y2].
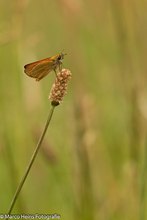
[24, 65, 27, 73]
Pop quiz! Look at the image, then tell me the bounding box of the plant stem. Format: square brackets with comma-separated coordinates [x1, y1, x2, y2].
[139, 137, 147, 220]
[5, 105, 55, 218]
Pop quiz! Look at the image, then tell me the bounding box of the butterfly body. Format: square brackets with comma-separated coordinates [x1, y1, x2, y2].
[24, 53, 65, 81]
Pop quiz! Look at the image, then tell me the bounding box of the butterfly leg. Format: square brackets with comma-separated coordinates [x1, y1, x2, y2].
[54, 69, 58, 78]
[59, 63, 62, 72]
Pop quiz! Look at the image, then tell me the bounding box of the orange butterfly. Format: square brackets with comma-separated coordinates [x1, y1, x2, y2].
[24, 52, 66, 81]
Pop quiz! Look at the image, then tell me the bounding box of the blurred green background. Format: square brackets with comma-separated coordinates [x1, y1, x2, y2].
[0, 0, 147, 219]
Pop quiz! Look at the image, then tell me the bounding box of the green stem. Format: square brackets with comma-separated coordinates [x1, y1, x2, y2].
[139, 137, 147, 220]
[5, 105, 55, 218]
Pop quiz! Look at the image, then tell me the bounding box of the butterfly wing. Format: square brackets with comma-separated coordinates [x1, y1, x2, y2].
[24, 58, 54, 81]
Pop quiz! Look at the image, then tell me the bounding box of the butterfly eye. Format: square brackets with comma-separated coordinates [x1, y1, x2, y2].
[58, 55, 62, 60]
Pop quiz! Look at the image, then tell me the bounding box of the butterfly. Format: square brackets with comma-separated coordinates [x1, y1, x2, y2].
[24, 52, 66, 81]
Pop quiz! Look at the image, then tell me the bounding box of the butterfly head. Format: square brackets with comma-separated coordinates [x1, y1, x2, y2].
[57, 52, 67, 61]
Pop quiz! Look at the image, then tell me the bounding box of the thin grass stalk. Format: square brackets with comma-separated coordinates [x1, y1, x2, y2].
[74, 99, 95, 220]
[5, 105, 55, 218]
[139, 137, 147, 220]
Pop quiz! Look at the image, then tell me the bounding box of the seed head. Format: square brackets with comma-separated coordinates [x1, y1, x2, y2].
[49, 69, 72, 106]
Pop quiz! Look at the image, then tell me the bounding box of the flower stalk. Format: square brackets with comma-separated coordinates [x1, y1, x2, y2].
[5, 105, 55, 218]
